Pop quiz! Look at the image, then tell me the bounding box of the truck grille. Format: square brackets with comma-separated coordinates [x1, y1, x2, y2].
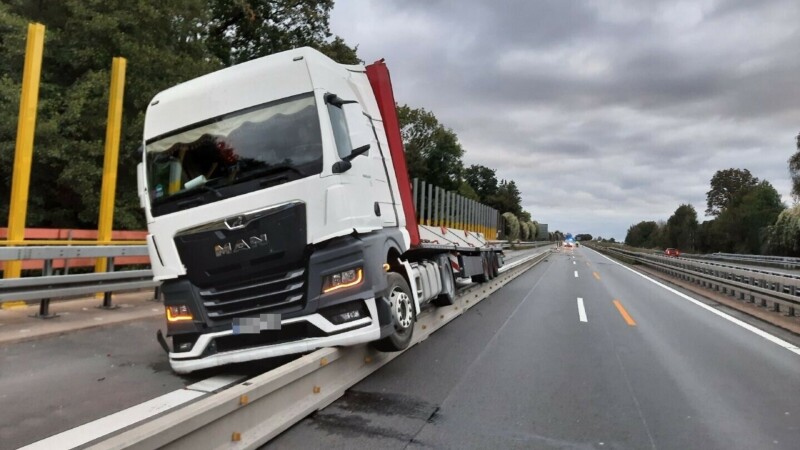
[199, 268, 306, 319]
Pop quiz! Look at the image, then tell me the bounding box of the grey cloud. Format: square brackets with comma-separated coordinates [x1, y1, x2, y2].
[331, 0, 800, 240]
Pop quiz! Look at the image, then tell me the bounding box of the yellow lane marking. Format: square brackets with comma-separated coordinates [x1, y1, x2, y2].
[613, 299, 637, 326]
[593, 272, 601, 280]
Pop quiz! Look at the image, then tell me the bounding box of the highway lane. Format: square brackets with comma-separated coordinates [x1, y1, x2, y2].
[0, 247, 549, 449]
[268, 247, 800, 449]
[0, 309, 288, 449]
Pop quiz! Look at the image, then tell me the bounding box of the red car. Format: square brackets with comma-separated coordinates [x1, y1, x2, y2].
[665, 248, 680, 257]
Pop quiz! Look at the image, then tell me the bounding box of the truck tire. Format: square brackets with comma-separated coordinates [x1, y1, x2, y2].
[374, 272, 416, 352]
[433, 255, 456, 306]
[471, 254, 490, 283]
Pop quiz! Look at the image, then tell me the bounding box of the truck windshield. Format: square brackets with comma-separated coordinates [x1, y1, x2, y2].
[145, 93, 322, 207]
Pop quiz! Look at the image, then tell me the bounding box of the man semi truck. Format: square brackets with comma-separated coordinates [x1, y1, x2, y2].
[138, 47, 503, 373]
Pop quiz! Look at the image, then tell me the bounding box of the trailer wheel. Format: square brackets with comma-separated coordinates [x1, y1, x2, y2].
[433, 255, 456, 306]
[471, 254, 490, 283]
[374, 272, 416, 352]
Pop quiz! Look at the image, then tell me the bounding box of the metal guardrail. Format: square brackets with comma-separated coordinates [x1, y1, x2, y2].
[85, 248, 552, 450]
[0, 245, 149, 259]
[596, 246, 800, 316]
[0, 245, 158, 317]
[489, 240, 552, 250]
[681, 252, 800, 270]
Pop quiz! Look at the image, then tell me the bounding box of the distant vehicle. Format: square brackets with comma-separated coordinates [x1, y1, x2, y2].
[665, 248, 681, 257]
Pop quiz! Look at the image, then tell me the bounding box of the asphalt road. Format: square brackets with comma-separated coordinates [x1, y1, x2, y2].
[268, 247, 800, 450]
[0, 247, 550, 449]
[0, 306, 289, 449]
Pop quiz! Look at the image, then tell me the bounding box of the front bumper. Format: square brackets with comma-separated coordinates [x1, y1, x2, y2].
[169, 297, 382, 373]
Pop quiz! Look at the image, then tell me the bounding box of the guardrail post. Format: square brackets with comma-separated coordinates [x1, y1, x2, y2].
[99, 256, 119, 309]
[29, 258, 58, 319]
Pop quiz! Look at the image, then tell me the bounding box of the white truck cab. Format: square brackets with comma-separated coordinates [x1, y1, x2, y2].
[140, 48, 501, 373]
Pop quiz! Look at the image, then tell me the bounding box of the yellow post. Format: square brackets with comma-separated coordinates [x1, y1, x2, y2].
[4, 23, 45, 280]
[94, 57, 127, 274]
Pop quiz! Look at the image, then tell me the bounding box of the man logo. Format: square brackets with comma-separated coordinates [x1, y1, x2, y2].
[214, 234, 269, 257]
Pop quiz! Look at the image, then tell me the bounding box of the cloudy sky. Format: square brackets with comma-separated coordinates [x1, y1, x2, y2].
[330, 0, 800, 241]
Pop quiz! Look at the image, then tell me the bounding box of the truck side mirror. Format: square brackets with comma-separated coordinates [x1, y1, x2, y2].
[332, 159, 351, 174]
[332, 144, 371, 173]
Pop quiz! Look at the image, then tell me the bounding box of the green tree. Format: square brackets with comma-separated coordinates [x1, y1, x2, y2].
[396, 104, 464, 191]
[695, 220, 721, 253]
[488, 180, 523, 217]
[764, 206, 800, 255]
[0, 0, 359, 229]
[463, 164, 498, 202]
[527, 222, 537, 241]
[705, 168, 759, 216]
[457, 181, 479, 201]
[715, 181, 784, 253]
[502, 212, 520, 241]
[519, 220, 530, 241]
[625, 221, 658, 248]
[788, 132, 800, 200]
[665, 204, 698, 250]
[205, 0, 357, 65]
[1, 0, 219, 229]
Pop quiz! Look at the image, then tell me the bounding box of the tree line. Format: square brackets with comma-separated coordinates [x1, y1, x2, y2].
[0, 0, 360, 229]
[0, 0, 538, 238]
[625, 136, 800, 255]
[397, 105, 539, 241]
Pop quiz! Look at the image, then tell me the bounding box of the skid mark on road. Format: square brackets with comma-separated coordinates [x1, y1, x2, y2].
[593, 272, 601, 280]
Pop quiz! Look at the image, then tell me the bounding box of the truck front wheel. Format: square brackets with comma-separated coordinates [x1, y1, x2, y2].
[374, 272, 416, 352]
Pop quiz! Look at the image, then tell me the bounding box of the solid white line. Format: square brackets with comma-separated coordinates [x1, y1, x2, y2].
[577, 297, 587, 322]
[21, 375, 245, 450]
[588, 248, 800, 356]
[574, 270, 579, 278]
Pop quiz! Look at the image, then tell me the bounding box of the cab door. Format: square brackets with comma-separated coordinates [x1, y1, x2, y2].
[324, 96, 383, 233]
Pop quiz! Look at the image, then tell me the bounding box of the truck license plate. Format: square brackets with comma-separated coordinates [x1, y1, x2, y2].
[232, 314, 281, 334]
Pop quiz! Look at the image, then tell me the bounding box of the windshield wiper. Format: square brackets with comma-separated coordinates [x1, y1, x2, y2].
[152, 182, 223, 207]
[233, 164, 303, 185]
[192, 184, 223, 198]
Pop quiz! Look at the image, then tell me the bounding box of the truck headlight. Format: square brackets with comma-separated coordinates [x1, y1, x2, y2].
[322, 268, 363, 293]
[166, 304, 193, 322]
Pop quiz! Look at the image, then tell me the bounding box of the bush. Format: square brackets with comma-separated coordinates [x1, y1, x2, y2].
[520, 220, 530, 240]
[527, 222, 537, 240]
[502, 212, 520, 241]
